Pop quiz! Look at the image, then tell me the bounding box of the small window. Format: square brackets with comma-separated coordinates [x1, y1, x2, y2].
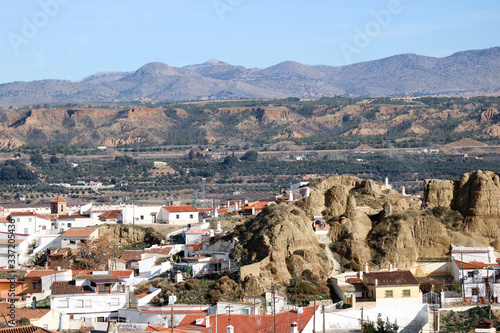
[76, 300, 84, 308]
[17, 218, 20, 222]
[33, 282, 40, 290]
[402, 290, 411, 297]
[242, 309, 249, 315]
[70, 240, 77, 245]
[384, 290, 393, 298]
[468, 271, 474, 278]
[190, 214, 193, 219]
[85, 299, 91, 307]
[28, 218, 32, 222]
[24, 228, 29, 234]
[140, 215, 144, 220]
[97, 317, 105, 322]
[68, 223, 72, 228]
[110, 298, 120, 306]
[472, 288, 479, 296]
[58, 300, 69, 308]
[42, 226, 46, 230]
[176, 214, 180, 219]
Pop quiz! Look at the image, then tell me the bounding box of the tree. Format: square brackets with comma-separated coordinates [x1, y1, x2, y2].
[363, 314, 398, 333]
[30, 153, 44, 166]
[240, 150, 258, 162]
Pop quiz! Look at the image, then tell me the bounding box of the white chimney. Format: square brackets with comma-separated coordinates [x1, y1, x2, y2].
[401, 186, 406, 196]
[234, 202, 238, 210]
[297, 307, 303, 314]
[227, 325, 234, 333]
[288, 190, 293, 201]
[375, 279, 378, 286]
[216, 221, 221, 231]
[365, 262, 369, 273]
[358, 271, 363, 279]
[389, 263, 393, 272]
[205, 315, 210, 328]
[290, 322, 298, 333]
[252, 207, 255, 215]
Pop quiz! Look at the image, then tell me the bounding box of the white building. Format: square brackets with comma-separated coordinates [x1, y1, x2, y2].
[156, 206, 199, 225]
[58, 227, 98, 249]
[120, 205, 161, 224]
[51, 275, 128, 328]
[3, 212, 52, 235]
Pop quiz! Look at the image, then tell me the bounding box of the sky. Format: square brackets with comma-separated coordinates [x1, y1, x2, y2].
[0, 0, 499, 84]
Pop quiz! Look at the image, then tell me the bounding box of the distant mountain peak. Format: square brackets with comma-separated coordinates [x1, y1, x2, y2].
[135, 62, 176, 75]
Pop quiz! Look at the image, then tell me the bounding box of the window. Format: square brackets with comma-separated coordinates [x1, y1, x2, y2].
[110, 298, 120, 306]
[42, 226, 46, 230]
[17, 218, 20, 222]
[70, 240, 77, 245]
[472, 288, 479, 296]
[384, 290, 393, 298]
[140, 215, 144, 220]
[58, 300, 69, 308]
[190, 214, 193, 219]
[468, 271, 474, 278]
[33, 282, 40, 290]
[242, 309, 249, 315]
[76, 300, 84, 308]
[24, 228, 29, 234]
[402, 290, 411, 297]
[68, 223, 72, 228]
[28, 218, 32, 222]
[176, 214, 180, 219]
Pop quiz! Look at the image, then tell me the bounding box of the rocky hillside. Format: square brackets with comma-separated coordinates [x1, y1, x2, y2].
[0, 47, 499, 106]
[235, 171, 499, 287]
[0, 97, 499, 148]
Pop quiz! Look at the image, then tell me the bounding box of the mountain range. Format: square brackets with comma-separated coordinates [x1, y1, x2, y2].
[0, 47, 499, 106]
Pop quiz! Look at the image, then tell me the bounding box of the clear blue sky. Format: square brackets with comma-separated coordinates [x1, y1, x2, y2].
[0, 0, 499, 84]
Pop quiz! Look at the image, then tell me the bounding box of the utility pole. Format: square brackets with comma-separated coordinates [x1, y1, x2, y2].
[171, 304, 174, 333]
[271, 283, 277, 333]
[322, 304, 325, 333]
[361, 307, 364, 333]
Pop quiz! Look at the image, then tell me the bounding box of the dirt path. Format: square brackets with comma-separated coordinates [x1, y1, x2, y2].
[317, 234, 341, 276]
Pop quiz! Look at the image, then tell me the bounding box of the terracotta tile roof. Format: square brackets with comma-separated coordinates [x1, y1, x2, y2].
[110, 270, 134, 278]
[57, 214, 92, 219]
[51, 281, 91, 295]
[347, 278, 363, 284]
[145, 247, 172, 255]
[0, 325, 60, 333]
[177, 306, 316, 333]
[76, 274, 118, 281]
[120, 250, 145, 262]
[364, 270, 419, 286]
[50, 197, 66, 203]
[454, 259, 500, 269]
[162, 205, 198, 213]
[10, 211, 36, 216]
[0, 217, 9, 223]
[25, 269, 69, 278]
[99, 210, 122, 219]
[186, 229, 210, 234]
[62, 227, 97, 237]
[0, 302, 50, 320]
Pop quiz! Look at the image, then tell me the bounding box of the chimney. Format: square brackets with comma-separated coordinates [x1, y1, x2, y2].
[389, 263, 393, 272]
[227, 325, 234, 333]
[290, 322, 298, 333]
[358, 271, 363, 279]
[365, 262, 369, 273]
[205, 315, 210, 328]
[44, 262, 48, 269]
[288, 190, 293, 201]
[375, 279, 378, 286]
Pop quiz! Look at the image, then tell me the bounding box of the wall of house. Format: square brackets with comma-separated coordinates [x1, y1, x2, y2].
[32, 310, 61, 330]
[56, 218, 100, 232]
[157, 210, 199, 225]
[121, 206, 160, 224]
[411, 261, 451, 277]
[41, 271, 72, 292]
[51, 292, 128, 320]
[368, 285, 421, 307]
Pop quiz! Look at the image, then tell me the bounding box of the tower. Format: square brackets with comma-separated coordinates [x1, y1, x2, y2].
[50, 197, 67, 215]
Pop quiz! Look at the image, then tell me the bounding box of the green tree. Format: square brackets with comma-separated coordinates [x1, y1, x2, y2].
[240, 150, 259, 162]
[363, 314, 398, 333]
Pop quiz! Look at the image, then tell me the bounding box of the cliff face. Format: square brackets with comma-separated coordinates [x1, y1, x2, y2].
[424, 170, 500, 242]
[238, 171, 498, 287]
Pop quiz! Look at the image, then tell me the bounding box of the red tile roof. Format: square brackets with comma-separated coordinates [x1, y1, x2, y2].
[25, 269, 69, 278]
[99, 210, 122, 219]
[162, 205, 198, 213]
[454, 259, 500, 269]
[10, 211, 36, 216]
[347, 278, 363, 284]
[62, 227, 97, 237]
[364, 270, 419, 286]
[0, 302, 50, 320]
[177, 306, 316, 333]
[184, 243, 203, 251]
[120, 250, 145, 262]
[186, 229, 210, 234]
[110, 270, 134, 278]
[146, 247, 172, 256]
[51, 281, 91, 295]
[50, 197, 67, 203]
[145, 326, 190, 333]
[0, 325, 60, 333]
